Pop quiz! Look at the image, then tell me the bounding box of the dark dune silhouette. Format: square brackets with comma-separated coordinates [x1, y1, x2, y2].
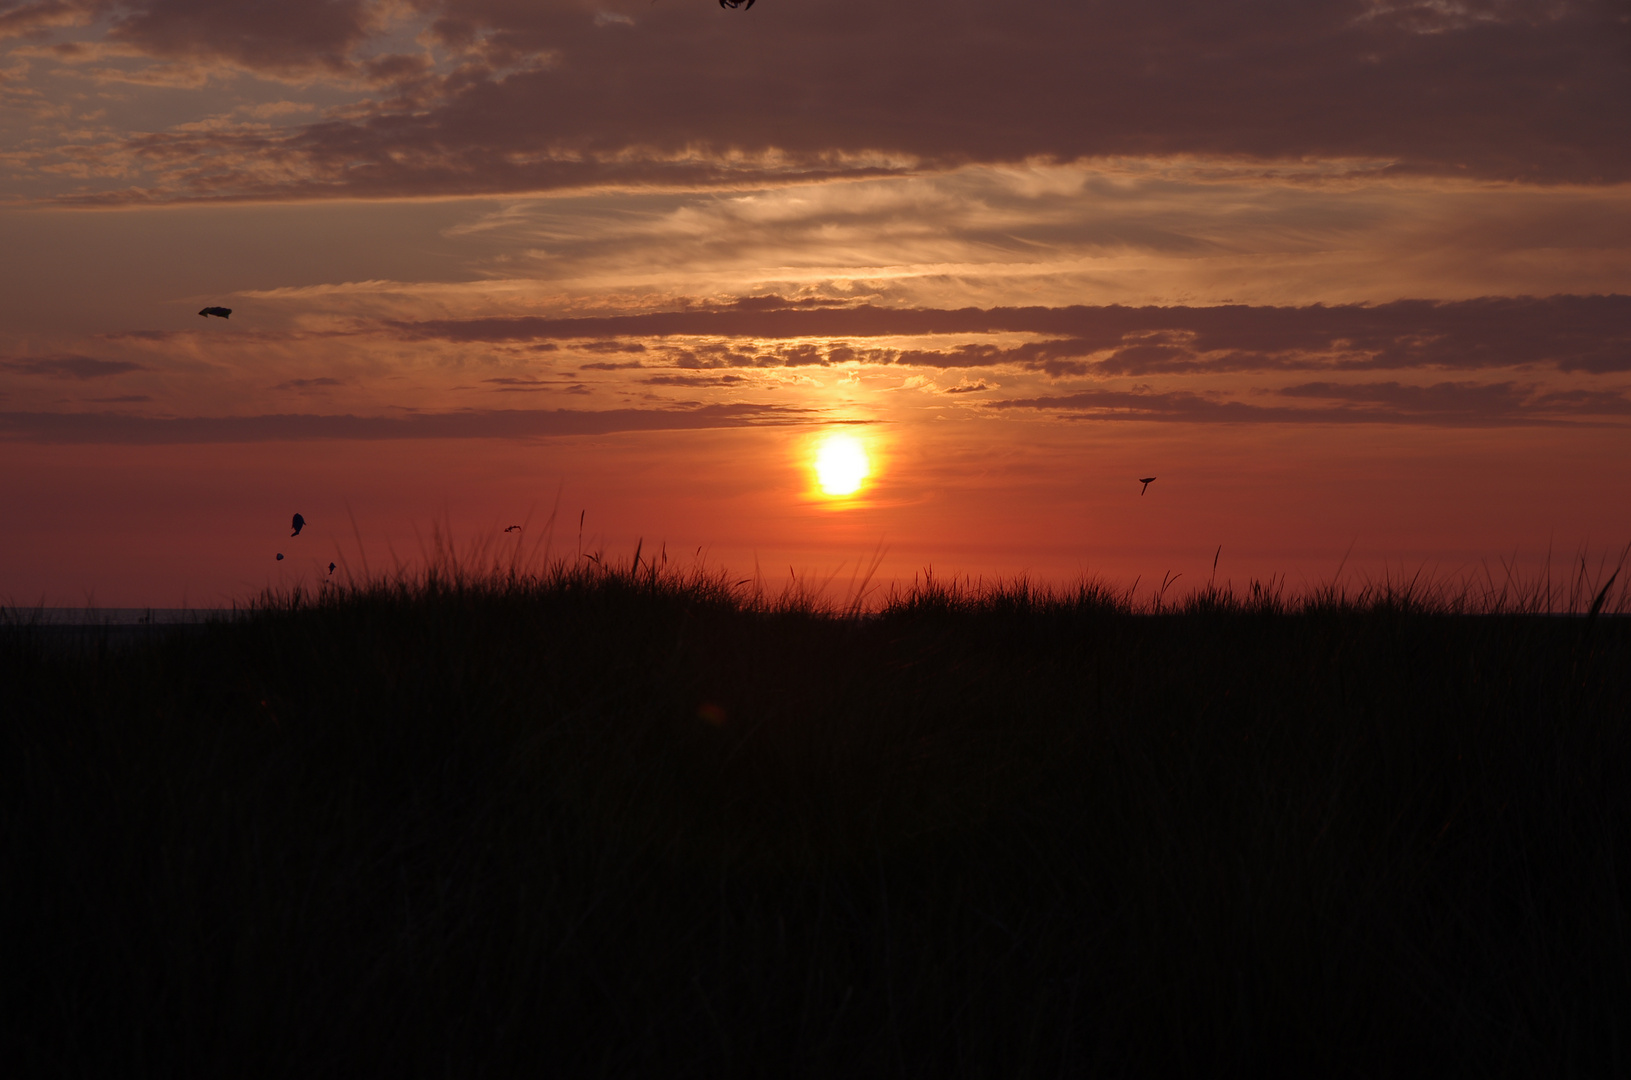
[1139, 476, 1157, 495]
[291, 513, 305, 537]
[198, 307, 232, 319]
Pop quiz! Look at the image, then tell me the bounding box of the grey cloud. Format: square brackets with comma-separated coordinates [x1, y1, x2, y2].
[1277, 380, 1532, 412]
[387, 294, 1631, 374]
[989, 380, 1631, 426]
[0, 0, 81, 39]
[488, 384, 592, 394]
[1529, 388, 1631, 414]
[0, 402, 816, 443]
[989, 388, 1372, 424]
[273, 376, 344, 389]
[642, 374, 748, 387]
[31, 0, 1631, 201]
[3, 354, 145, 379]
[577, 340, 646, 353]
[481, 376, 592, 393]
[102, 0, 379, 74]
[1281, 380, 1631, 416]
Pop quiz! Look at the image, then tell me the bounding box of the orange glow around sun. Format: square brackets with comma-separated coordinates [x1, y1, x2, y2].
[813, 432, 871, 497]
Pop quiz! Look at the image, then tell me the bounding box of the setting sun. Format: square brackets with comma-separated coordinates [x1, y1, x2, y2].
[813, 432, 871, 497]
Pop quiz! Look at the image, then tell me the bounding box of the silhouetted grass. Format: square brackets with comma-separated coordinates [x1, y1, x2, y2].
[4, 549, 1630, 1078]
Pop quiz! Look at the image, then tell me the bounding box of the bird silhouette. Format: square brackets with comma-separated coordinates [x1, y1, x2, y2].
[291, 513, 305, 537]
[198, 306, 232, 318]
[504, 524, 521, 533]
[276, 553, 284, 561]
[1138, 476, 1157, 495]
[328, 562, 336, 575]
[719, 0, 754, 8]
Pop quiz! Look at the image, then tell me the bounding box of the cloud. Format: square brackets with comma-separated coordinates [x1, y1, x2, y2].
[14, 0, 1631, 201]
[384, 294, 1631, 374]
[0, 402, 818, 443]
[577, 340, 646, 353]
[987, 380, 1631, 426]
[642, 373, 747, 387]
[0, 1, 87, 41]
[2, 354, 145, 378]
[1280, 380, 1631, 416]
[101, 0, 380, 76]
[479, 375, 589, 393]
[272, 376, 344, 389]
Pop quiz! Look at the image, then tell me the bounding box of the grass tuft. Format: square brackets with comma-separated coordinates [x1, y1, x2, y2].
[4, 545, 1630, 1076]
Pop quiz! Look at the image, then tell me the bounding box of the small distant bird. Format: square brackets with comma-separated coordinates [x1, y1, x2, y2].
[291, 513, 305, 537]
[1138, 476, 1157, 495]
[276, 553, 284, 561]
[504, 524, 521, 533]
[198, 306, 232, 318]
[328, 562, 336, 575]
[719, 0, 754, 8]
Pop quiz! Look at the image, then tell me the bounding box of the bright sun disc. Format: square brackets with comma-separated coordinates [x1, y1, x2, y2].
[813, 432, 870, 497]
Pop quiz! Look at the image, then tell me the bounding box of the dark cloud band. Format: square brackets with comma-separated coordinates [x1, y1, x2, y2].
[0, 402, 815, 444]
[387, 294, 1631, 374]
[16, 0, 1631, 201]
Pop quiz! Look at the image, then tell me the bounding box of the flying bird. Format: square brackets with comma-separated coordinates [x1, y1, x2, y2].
[504, 524, 522, 533]
[198, 307, 232, 318]
[291, 512, 305, 537]
[328, 562, 336, 575]
[276, 553, 284, 561]
[1138, 476, 1157, 495]
[719, 0, 754, 8]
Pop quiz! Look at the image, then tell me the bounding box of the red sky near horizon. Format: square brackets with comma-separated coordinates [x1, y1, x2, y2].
[2, 0, 1629, 607]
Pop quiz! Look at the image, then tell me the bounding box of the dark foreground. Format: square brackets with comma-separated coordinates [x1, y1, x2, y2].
[4, 569, 1630, 1078]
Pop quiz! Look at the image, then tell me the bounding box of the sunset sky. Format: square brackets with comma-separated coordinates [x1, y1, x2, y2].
[3, 0, 1629, 607]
